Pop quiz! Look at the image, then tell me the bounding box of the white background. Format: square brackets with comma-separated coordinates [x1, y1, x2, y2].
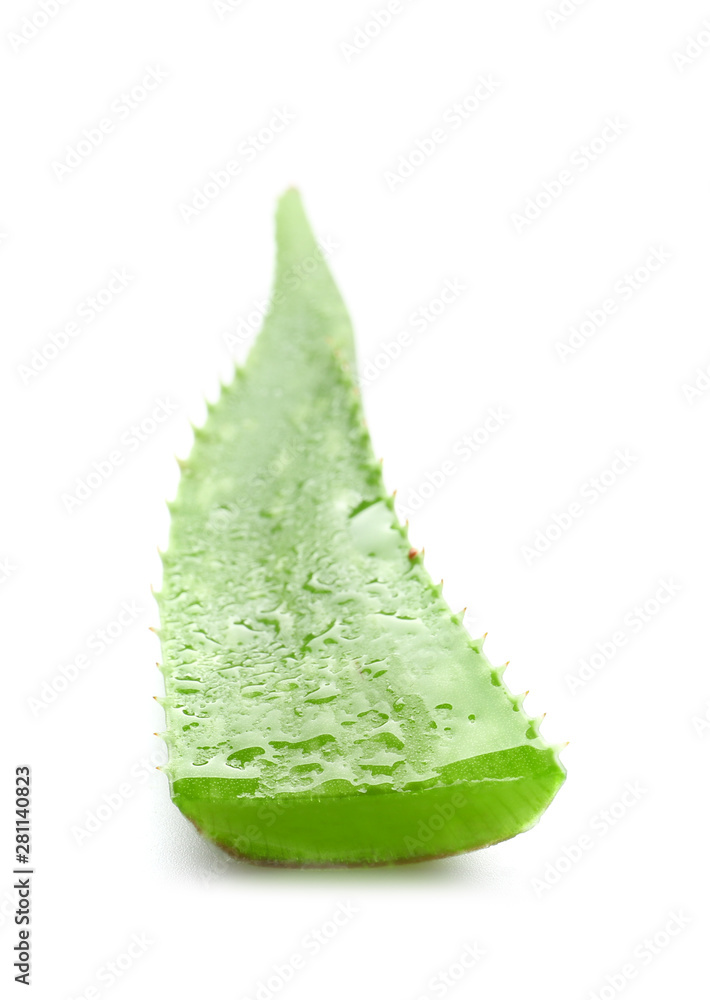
[2, 0, 708, 997]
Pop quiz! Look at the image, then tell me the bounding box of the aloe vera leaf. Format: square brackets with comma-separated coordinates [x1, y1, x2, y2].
[156, 190, 565, 866]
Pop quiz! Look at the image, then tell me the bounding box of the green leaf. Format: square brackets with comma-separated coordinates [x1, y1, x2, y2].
[156, 190, 565, 866]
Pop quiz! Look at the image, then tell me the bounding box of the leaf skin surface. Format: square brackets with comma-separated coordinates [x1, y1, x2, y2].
[157, 190, 565, 866]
